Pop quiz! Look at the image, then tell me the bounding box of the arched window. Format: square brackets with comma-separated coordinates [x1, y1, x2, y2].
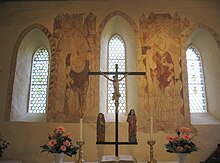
[186, 46, 207, 113]
[28, 48, 49, 113]
[100, 15, 137, 122]
[108, 35, 126, 113]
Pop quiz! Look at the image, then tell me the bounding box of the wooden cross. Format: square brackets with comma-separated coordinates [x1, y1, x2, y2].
[88, 64, 145, 156]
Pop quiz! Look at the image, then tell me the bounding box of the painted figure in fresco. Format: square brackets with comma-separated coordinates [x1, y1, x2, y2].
[151, 51, 174, 91]
[100, 72, 129, 111]
[65, 53, 90, 119]
[127, 109, 137, 142]
[97, 113, 105, 142]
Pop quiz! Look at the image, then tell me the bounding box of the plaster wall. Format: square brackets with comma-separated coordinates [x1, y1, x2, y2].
[188, 28, 220, 119]
[0, 122, 220, 163]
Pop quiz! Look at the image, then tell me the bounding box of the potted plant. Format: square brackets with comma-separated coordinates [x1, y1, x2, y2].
[40, 126, 79, 163]
[165, 127, 198, 163]
[0, 134, 10, 159]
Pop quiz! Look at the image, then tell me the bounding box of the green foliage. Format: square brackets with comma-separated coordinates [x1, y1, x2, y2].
[0, 134, 10, 158]
[165, 127, 198, 154]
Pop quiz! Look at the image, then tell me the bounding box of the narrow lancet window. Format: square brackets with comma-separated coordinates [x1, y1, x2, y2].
[108, 35, 126, 113]
[186, 46, 206, 113]
[28, 48, 49, 113]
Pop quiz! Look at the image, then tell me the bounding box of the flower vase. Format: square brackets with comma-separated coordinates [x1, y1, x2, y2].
[176, 153, 187, 163]
[53, 153, 64, 163]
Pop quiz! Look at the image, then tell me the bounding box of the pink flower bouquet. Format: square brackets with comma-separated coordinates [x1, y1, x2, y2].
[165, 127, 198, 154]
[40, 126, 78, 157]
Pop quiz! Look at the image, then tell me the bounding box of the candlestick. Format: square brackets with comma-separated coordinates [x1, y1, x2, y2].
[147, 140, 157, 163]
[80, 118, 83, 141]
[150, 116, 153, 140]
[76, 140, 86, 163]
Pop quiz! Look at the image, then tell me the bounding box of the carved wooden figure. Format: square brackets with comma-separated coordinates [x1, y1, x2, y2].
[97, 113, 105, 142]
[127, 109, 137, 142]
[100, 72, 129, 111]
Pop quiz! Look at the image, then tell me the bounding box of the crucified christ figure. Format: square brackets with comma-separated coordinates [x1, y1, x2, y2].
[100, 72, 129, 111]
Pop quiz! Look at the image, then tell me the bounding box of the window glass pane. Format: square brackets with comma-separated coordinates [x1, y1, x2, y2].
[29, 48, 49, 113]
[186, 46, 206, 113]
[108, 35, 126, 113]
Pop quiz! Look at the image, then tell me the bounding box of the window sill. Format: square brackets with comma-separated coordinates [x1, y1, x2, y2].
[10, 113, 46, 122]
[191, 112, 220, 125]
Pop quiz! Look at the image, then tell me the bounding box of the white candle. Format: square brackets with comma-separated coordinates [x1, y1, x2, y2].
[80, 118, 83, 141]
[150, 116, 153, 140]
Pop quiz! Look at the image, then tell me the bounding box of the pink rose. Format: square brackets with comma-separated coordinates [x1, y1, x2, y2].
[177, 146, 183, 152]
[60, 145, 66, 151]
[63, 140, 71, 147]
[182, 134, 191, 141]
[55, 126, 65, 133]
[179, 127, 190, 133]
[167, 136, 175, 142]
[48, 139, 57, 147]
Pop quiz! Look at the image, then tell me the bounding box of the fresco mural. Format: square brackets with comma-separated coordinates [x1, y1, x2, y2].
[139, 12, 194, 133]
[47, 11, 195, 132]
[47, 13, 97, 122]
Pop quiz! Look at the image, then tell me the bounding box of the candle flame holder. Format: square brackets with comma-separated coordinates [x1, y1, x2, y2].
[76, 140, 86, 163]
[147, 140, 157, 163]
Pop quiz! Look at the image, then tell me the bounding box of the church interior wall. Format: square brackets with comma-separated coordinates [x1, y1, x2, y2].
[0, 122, 219, 163]
[10, 28, 51, 122]
[99, 14, 138, 122]
[0, 1, 220, 163]
[186, 27, 220, 119]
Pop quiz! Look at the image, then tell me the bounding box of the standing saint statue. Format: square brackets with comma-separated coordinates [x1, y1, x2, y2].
[127, 109, 137, 142]
[97, 113, 105, 142]
[100, 72, 129, 111]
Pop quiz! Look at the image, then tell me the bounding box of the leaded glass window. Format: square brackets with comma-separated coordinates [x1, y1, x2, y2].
[108, 35, 126, 113]
[186, 46, 206, 113]
[28, 48, 49, 113]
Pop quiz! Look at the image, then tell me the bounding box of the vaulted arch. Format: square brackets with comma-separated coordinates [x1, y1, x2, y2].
[7, 24, 52, 121]
[99, 12, 138, 121]
[182, 24, 220, 122]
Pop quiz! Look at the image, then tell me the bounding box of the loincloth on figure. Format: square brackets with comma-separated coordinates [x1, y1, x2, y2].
[112, 92, 121, 100]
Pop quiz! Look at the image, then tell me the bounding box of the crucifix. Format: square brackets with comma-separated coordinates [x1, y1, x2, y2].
[88, 64, 145, 156]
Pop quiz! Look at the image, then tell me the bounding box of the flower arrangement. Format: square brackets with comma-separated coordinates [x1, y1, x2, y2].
[0, 134, 10, 158]
[165, 127, 198, 154]
[40, 126, 79, 157]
